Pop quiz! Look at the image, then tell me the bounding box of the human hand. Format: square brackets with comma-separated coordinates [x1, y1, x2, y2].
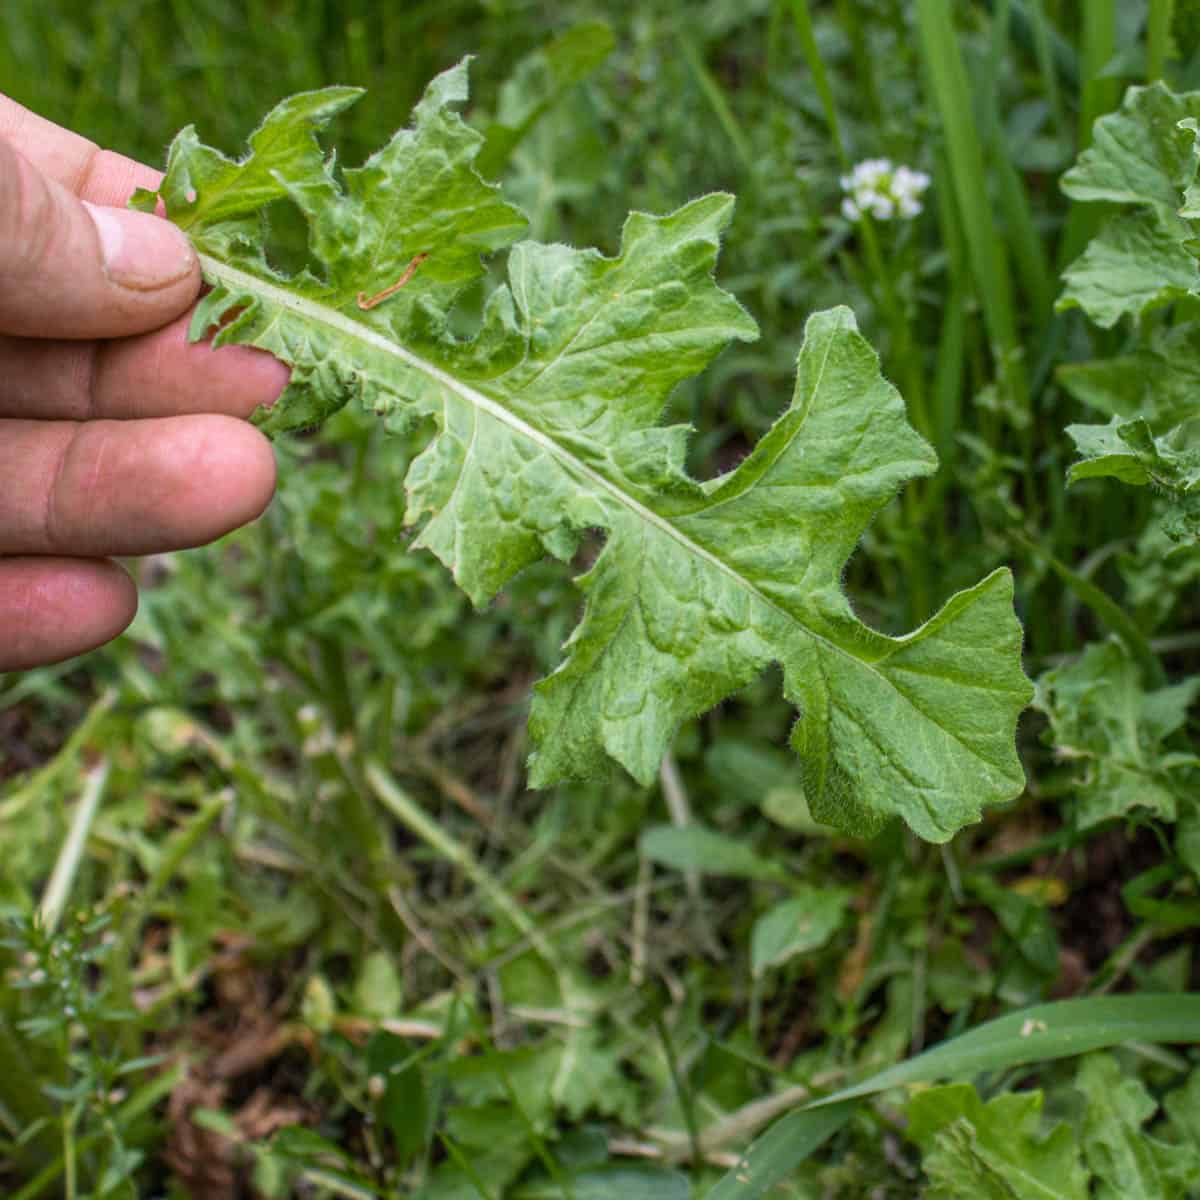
[0, 97, 288, 671]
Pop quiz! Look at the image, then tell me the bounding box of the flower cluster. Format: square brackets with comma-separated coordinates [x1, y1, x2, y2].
[840, 158, 931, 222]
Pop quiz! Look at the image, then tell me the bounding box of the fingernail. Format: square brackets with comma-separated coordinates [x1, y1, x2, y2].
[84, 202, 197, 290]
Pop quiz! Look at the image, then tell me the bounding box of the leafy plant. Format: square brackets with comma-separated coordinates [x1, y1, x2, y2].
[904, 1055, 1200, 1200]
[906, 1082, 1088, 1200]
[1034, 637, 1200, 829]
[7, 5, 1200, 1196]
[131, 61, 1032, 843]
[1058, 82, 1200, 541]
[1, 909, 162, 1200]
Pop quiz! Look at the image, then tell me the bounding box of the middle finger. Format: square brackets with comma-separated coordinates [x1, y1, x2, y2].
[0, 313, 289, 421]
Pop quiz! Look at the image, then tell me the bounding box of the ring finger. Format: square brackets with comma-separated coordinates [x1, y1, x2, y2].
[0, 414, 277, 557]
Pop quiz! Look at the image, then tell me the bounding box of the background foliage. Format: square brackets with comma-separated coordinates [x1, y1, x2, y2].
[2, 0, 1200, 1196]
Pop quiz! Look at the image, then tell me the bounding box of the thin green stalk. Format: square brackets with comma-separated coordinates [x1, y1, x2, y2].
[913, 0, 1024, 370]
[0, 1016, 57, 1169]
[1148, 0, 1175, 83]
[317, 638, 356, 735]
[986, 0, 1056, 327]
[439, 1133, 496, 1200]
[11, 1063, 185, 1200]
[1024, 0, 1067, 133]
[0, 688, 116, 824]
[1079, 0, 1120, 144]
[490, 1053, 575, 1200]
[62, 1113, 75, 1200]
[789, 0, 932, 615]
[914, 0, 1032, 479]
[787, 0, 847, 167]
[1012, 531, 1166, 688]
[859, 224, 933, 622]
[678, 36, 755, 175]
[655, 1013, 702, 1167]
[365, 762, 562, 977]
[929, 145, 971, 524]
[332, 745, 399, 898]
[791, 0, 931, 437]
[980, 0, 1079, 94]
[858, 222, 932, 439]
[1061, 1, 1118, 265]
[835, 0, 883, 128]
[305, 647, 402, 906]
[110, 793, 230, 1055]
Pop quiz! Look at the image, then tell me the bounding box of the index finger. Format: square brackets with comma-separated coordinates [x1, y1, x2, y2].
[0, 93, 161, 205]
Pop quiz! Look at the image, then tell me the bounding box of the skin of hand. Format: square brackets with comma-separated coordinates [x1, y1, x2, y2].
[0, 96, 289, 671]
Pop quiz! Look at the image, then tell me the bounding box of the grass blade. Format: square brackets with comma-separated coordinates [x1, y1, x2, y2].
[679, 37, 755, 174]
[816, 994, 1200, 1106]
[704, 1102, 855, 1200]
[37, 757, 109, 936]
[913, 0, 1028, 413]
[1060, 0, 1118, 264]
[706, 994, 1200, 1194]
[1148, 0, 1175, 83]
[786, 0, 847, 167]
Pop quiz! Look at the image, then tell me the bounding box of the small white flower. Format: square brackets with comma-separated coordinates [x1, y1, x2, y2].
[839, 157, 931, 223]
[869, 194, 895, 220]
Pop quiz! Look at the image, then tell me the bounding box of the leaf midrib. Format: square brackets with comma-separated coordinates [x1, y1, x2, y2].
[197, 253, 990, 738]
[202, 252, 819, 618]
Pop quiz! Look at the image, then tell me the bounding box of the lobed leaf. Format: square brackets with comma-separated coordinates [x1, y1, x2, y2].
[749, 886, 852, 976]
[1034, 638, 1200, 828]
[906, 1083, 1088, 1200]
[1058, 85, 1200, 534]
[1057, 322, 1200, 431]
[708, 995, 1200, 1198]
[1067, 418, 1200, 542]
[1077, 1055, 1200, 1200]
[140, 62, 1032, 842]
[1058, 84, 1200, 327]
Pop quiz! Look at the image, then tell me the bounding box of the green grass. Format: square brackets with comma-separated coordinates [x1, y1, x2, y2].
[2, 1, 1200, 1196]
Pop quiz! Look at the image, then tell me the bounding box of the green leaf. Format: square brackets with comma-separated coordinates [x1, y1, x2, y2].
[1034, 638, 1200, 827]
[706, 995, 1200, 1197]
[144, 64, 1032, 842]
[1057, 322, 1200, 431]
[906, 1083, 1088, 1200]
[512, 1165, 689, 1200]
[449, 1030, 640, 1127]
[927, 938, 991, 1013]
[1164, 1067, 1200, 1148]
[1067, 417, 1200, 541]
[822, 994, 1200, 1107]
[366, 1032, 429, 1165]
[354, 950, 403, 1020]
[750, 886, 852, 976]
[704, 1101, 856, 1200]
[640, 825, 785, 882]
[964, 875, 1059, 976]
[422, 1103, 536, 1200]
[1058, 214, 1199, 328]
[1058, 83, 1200, 326]
[1077, 1054, 1200, 1200]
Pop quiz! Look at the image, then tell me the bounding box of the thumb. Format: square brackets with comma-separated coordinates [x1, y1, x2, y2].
[0, 135, 200, 339]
